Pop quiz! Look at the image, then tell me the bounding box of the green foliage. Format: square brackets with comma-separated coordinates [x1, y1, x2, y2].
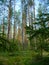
[0, 35, 20, 52]
[43, 42, 49, 51]
[26, 3, 49, 53]
[8, 40, 19, 52]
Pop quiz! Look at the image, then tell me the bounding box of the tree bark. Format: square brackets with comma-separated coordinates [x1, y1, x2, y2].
[7, 0, 11, 39]
[13, 0, 16, 41]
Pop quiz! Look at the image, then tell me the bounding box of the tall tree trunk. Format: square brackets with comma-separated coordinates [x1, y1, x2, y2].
[2, 0, 5, 37]
[7, 0, 11, 39]
[33, 0, 37, 50]
[17, 28, 21, 42]
[22, 13, 25, 49]
[2, 17, 4, 36]
[33, 0, 35, 24]
[21, 0, 27, 49]
[21, 1, 24, 49]
[28, 5, 30, 26]
[13, 0, 16, 41]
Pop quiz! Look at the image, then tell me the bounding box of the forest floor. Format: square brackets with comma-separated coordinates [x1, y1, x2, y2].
[0, 50, 49, 65]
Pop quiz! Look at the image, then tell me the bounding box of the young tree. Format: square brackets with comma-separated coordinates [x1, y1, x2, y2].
[26, 3, 49, 57]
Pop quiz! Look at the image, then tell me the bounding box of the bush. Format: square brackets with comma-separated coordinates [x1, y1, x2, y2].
[0, 38, 20, 52]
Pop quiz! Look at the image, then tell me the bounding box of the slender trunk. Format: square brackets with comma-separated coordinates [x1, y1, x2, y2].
[17, 28, 21, 42]
[7, 0, 11, 39]
[33, 0, 35, 23]
[2, 17, 4, 36]
[28, 5, 30, 26]
[13, 15, 16, 41]
[2, 0, 5, 36]
[22, 19, 26, 49]
[21, 0, 27, 49]
[21, 1, 24, 49]
[33, 0, 37, 50]
[27, 5, 32, 48]
[22, 15, 24, 49]
[13, 0, 16, 41]
[40, 38, 43, 58]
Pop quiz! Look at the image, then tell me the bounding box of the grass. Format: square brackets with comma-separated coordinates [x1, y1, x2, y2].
[31, 57, 49, 65]
[0, 50, 49, 65]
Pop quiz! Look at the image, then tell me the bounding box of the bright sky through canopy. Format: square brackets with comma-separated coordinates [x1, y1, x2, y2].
[15, 0, 39, 13]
